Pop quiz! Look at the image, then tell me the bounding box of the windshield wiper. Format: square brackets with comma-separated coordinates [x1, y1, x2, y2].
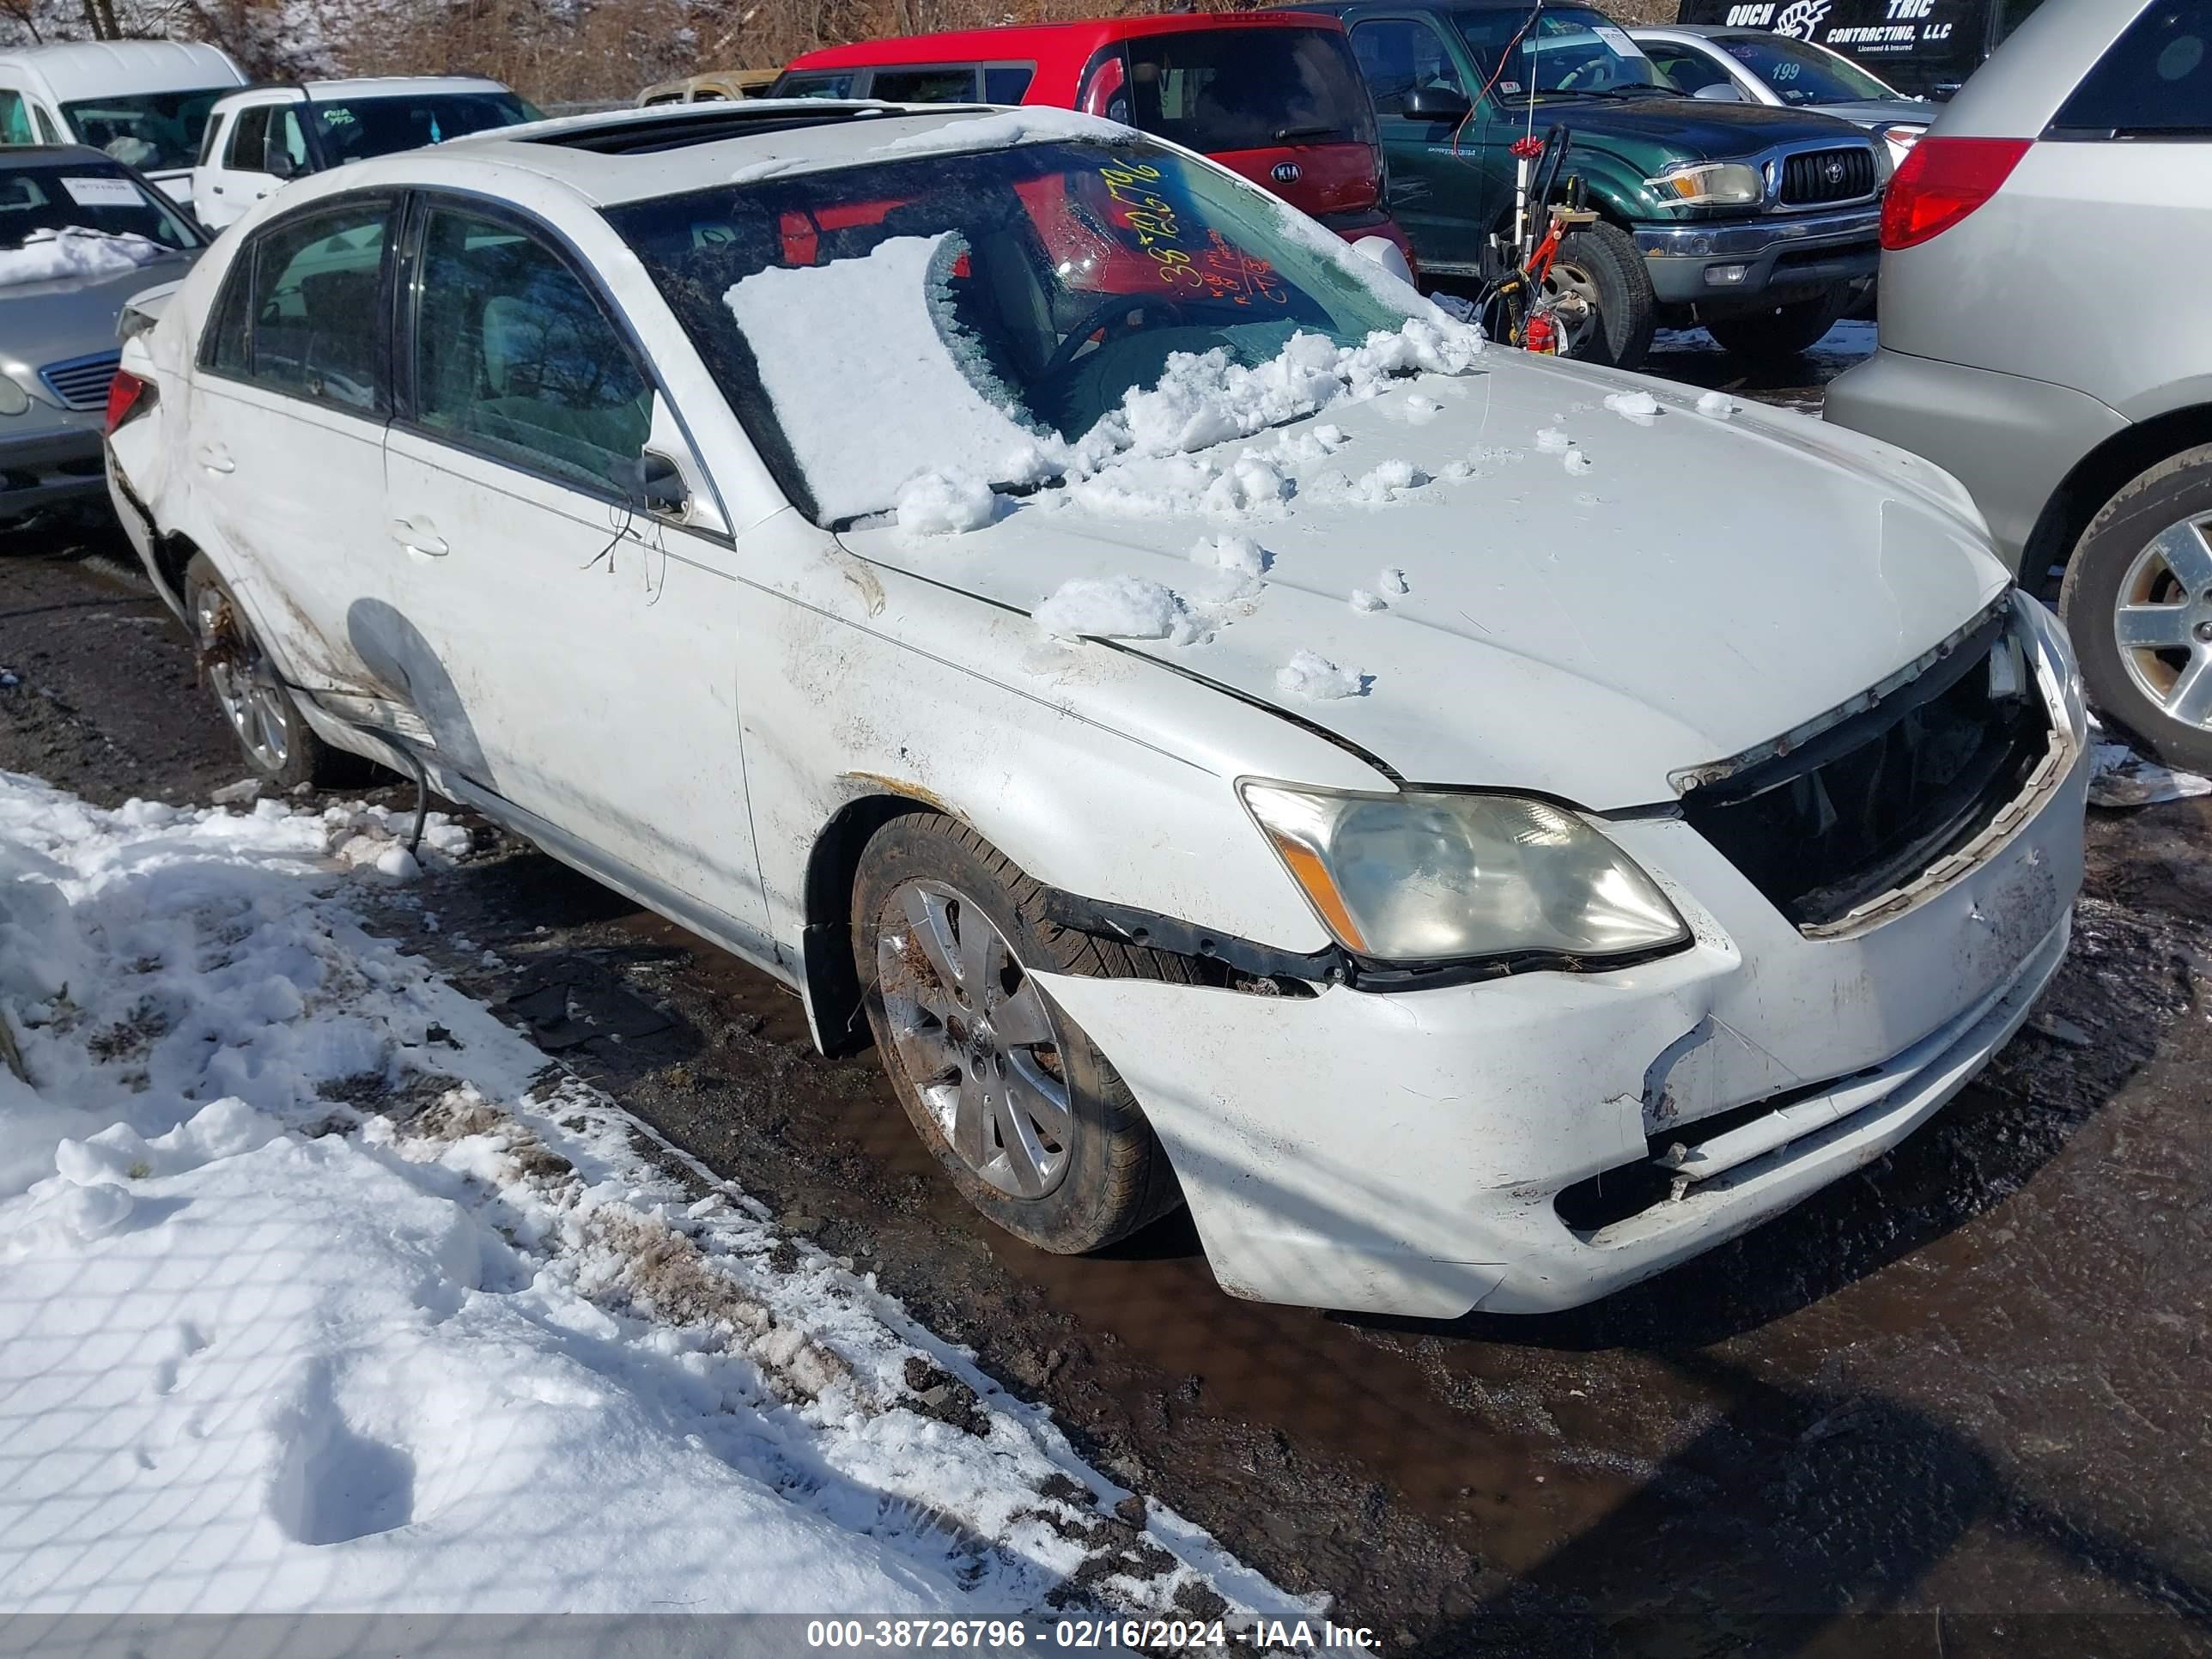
[1273, 122, 1342, 141]
[1565, 85, 1676, 100]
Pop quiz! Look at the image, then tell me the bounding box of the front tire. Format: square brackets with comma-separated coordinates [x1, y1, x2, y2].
[852, 812, 1188, 1254]
[1701, 290, 1849, 361]
[184, 553, 366, 791]
[2060, 444, 2212, 775]
[1542, 222, 1656, 369]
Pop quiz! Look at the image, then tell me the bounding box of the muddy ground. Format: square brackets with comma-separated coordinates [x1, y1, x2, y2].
[4, 386, 2208, 1656]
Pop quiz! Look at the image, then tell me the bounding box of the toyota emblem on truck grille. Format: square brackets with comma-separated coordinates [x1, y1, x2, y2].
[1823, 156, 1848, 185]
[1272, 161, 1302, 184]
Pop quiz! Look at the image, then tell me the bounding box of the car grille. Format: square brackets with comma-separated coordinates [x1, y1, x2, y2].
[1680, 607, 2052, 930]
[40, 350, 121, 412]
[1778, 146, 1877, 207]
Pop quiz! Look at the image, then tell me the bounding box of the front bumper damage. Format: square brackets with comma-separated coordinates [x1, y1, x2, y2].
[1040, 605, 2089, 1319]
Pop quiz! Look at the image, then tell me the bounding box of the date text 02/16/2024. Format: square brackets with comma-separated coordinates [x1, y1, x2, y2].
[803, 1618, 1382, 1651]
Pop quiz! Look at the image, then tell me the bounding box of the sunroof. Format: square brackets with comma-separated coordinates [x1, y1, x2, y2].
[525, 102, 930, 155]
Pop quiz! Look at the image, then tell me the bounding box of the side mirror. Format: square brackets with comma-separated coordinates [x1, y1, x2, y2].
[624, 450, 690, 519]
[1692, 82, 1747, 102]
[1402, 84, 1474, 122]
[264, 150, 297, 179]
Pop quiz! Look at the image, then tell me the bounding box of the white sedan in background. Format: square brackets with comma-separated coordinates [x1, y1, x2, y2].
[106, 100, 2087, 1317]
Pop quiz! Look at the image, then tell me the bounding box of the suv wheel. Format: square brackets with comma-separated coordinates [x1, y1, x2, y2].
[1542, 222, 1655, 370]
[2060, 444, 2212, 775]
[852, 812, 1188, 1254]
[1701, 291, 1849, 361]
[185, 553, 367, 791]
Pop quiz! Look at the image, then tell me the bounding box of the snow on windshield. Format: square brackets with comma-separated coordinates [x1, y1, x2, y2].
[724, 233, 1065, 524]
[0, 227, 166, 289]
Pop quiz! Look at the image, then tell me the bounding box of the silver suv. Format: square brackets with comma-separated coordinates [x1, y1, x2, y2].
[1825, 0, 2212, 771]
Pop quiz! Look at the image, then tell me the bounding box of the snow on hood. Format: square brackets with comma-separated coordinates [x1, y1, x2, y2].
[842, 354, 2011, 809]
[0, 228, 169, 291]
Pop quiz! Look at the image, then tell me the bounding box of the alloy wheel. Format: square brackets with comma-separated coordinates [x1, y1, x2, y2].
[193, 586, 294, 774]
[2112, 512, 2212, 730]
[875, 879, 1074, 1200]
[1540, 258, 1601, 357]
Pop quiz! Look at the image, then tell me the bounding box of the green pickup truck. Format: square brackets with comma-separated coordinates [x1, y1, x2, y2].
[1294, 0, 1890, 368]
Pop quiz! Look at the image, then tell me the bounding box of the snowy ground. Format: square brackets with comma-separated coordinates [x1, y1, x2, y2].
[0, 775, 1314, 1634]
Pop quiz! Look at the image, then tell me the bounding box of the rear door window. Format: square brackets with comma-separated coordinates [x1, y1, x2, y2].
[32, 105, 64, 144]
[0, 90, 32, 146]
[984, 65, 1036, 103]
[229, 201, 392, 411]
[1124, 27, 1377, 151]
[867, 66, 981, 103]
[2051, 0, 2209, 135]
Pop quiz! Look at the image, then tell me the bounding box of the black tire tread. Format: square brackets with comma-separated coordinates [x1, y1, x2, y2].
[852, 811, 1188, 1252]
[1553, 222, 1656, 371]
[2058, 442, 2212, 774]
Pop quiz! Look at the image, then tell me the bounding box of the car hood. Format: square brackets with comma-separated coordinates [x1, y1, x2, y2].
[842, 352, 2009, 810]
[0, 248, 198, 370]
[1808, 97, 1935, 128]
[1526, 94, 1873, 161]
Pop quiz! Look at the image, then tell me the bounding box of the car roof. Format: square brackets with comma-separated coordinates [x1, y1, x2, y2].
[0, 39, 244, 99]
[785, 10, 1342, 70]
[0, 142, 132, 166]
[214, 76, 514, 106]
[286, 103, 1127, 211]
[1629, 25, 1736, 39]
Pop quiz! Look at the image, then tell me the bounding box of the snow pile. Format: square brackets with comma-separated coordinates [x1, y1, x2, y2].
[1274, 650, 1365, 702]
[0, 228, 167, 289]
[726, 234, 1060, 524]
[896, 469, 1000, 536]
[0, 772, 1317, 1626]
[876, 107, 1138, 159]
[1315, 459, 1426, 507]
[1348, 589, 1385, 614]
[1379, 567, 1409, 596]
[1032, 576, 1194, 644]
[1564, 450, 1594, 476]
[1696, 390, 1735, 420]
[1603, 390, 1659, 424]
[1534, 427, 1572, 453]
[1189, 533, 1269, 581]
[1084, 318, 1481, 469]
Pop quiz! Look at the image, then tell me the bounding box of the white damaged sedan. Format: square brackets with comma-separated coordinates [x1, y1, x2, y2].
[106, 100, 2088, 1317]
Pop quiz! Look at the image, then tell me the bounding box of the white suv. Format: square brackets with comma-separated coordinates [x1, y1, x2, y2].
[191, 78, 538, 230]
[1827, 0, 2212, 771]
[107, 101, 2087, 1317]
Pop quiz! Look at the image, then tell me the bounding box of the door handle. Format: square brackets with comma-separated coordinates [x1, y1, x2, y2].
[390, 519, 449, 558]
[195, 443, 234, 475]
[210, 183, 224, 194]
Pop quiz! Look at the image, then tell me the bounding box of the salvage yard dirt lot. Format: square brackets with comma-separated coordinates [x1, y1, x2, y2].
[5, 495, 2209, 1655]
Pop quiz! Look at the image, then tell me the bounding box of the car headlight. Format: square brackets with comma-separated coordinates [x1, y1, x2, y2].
[1646, 161, 1764, 208]
[1240, 782, 1691, 965]
[0, 376, 27, 417]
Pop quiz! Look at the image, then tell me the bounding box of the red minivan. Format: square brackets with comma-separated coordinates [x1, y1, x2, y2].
[775, 14, 1414, 270]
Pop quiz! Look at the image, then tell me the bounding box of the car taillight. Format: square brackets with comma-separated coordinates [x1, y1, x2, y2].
[1879, 136, 2032, 252]
[105, 368, 155, 434]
